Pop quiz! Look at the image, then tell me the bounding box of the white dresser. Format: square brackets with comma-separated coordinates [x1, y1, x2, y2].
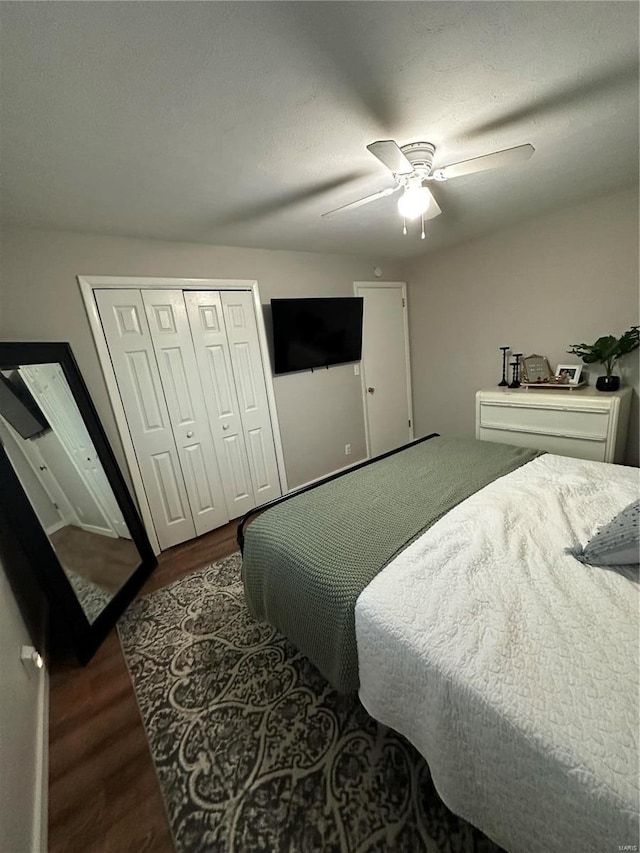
[475, 386, 632, 463]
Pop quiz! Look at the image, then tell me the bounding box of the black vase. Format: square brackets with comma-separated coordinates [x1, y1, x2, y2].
[596, 375, 620, 392]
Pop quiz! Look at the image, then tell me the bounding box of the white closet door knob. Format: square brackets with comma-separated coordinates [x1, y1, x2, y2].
[222, 424, 230, 431]
[186, 431, 194, 438]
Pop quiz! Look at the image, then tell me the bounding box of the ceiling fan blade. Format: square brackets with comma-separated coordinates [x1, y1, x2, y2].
[435, 144, 535, 181]
[321, 185, 400, 218]
[423, 187, 442, 220]
[367, 140, 414, 175]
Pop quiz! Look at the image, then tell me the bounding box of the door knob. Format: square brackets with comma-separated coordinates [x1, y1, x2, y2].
[367, 387, 375, 394]
[222, 424, 230, 431]
[186, 431, 194, 438]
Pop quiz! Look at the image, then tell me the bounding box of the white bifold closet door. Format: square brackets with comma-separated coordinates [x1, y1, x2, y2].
[142, 290, 231, 536]
[185, 290, 280, 508]
[96, 289, 204, 549]
[95, 288, 280, 551]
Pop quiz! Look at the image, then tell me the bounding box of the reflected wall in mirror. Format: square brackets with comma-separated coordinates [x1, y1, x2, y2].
[0, 342, 157, 663]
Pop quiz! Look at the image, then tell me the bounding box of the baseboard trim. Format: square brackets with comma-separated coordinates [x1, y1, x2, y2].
[32, 648, 49, 853]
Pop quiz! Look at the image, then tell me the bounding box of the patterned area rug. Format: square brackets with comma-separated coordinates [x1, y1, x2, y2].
[118, 553, 503, 853]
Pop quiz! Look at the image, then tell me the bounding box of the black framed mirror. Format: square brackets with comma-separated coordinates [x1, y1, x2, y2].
[0, 341, 157, 663]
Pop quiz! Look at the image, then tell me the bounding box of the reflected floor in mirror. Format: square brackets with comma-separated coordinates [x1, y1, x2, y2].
[50, 525, 140, 592]
[49, 525, 140, 624]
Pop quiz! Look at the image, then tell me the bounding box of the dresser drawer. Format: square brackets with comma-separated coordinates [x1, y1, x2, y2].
[477, 427, 607, 462]
[478, 401, 609, 440]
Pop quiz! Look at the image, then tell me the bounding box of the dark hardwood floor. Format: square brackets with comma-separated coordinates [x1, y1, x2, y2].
[48, 520, 239, 853]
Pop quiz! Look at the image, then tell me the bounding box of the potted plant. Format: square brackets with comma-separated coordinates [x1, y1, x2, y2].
[567, 326, 639, 391]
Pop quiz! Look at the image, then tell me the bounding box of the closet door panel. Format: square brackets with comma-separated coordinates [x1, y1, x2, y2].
[185, 291, 254, 517]
[247, 428, 270, 491]
[95, 290, 195, 549]
[142, 290, 229, 534]
[222, 433, 253, 503]
[221, 291, 281, 503]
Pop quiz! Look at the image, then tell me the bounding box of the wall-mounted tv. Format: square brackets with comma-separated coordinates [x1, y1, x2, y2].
[271, 297, 364, 374]
[0, 370, 50, 439]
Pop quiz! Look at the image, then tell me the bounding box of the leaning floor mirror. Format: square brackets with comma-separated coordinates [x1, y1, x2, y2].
[0, 342, 157, 663]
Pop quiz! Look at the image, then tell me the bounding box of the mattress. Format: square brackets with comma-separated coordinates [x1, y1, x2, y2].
[356, 453, 639, 853]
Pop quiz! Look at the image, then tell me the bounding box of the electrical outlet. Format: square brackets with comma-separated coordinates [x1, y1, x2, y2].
[354, 364, 360, 376]
[345, 443, 352, 456]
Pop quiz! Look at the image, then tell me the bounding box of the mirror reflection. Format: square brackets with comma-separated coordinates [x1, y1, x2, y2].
[0, 362, 139, 623]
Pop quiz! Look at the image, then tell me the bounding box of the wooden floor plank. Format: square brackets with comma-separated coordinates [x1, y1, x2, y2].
[48, 521, 239, 853]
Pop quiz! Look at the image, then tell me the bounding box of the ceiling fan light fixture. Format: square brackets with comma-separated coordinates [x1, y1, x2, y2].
[397, 186, 431, 220]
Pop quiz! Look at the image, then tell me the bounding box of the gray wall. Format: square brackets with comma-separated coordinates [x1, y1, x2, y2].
[0, 186, 637, 505]
[0, 227, 403, 488]
[405, 188, 640, 465]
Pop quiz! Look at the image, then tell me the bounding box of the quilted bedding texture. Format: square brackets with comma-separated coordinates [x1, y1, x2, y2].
[242, 436, 539, 692]
[356, 453, 640, 853]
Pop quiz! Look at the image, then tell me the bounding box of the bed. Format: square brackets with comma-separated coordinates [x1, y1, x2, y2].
[239, 436, 639, 853]
[240, 434, 540, 693]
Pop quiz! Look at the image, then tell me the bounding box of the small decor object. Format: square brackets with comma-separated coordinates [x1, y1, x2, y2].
[508, 353, 522, 388]
[554, 364, 583, 385]
[498, 346, 510, 387]
[521, 354, 552, 384]
[567, 326, 639, 393]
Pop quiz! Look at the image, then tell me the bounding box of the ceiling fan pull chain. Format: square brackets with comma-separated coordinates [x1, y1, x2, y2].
[402, 215, 407, 236]
[421, 211, 426, 240]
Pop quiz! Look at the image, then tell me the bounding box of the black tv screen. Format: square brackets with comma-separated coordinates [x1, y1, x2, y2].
[0, 371, 50, 439]
[271, 297, 364, 374]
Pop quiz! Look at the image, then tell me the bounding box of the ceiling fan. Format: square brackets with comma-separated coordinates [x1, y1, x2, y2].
[321, 139, 535, 238]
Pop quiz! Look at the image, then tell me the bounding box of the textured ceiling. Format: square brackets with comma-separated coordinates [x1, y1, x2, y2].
[1, 2, 638, 259]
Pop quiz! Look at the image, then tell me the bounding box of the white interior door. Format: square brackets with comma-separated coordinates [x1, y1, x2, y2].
[184, 291, 255, 518]
[355, 282, 413, 457]
[221, 291, 281, 504]
[19, 365, 118, 538]
[20, 364, 130, 539]
[142, 290, 230, 534]
[95, 289, 196, 550]
[0, 416, 68, 535]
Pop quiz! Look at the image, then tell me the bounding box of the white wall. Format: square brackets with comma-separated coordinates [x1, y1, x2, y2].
[0, 228, 403, 489]
[405, 188, 640, 465]
[0, 545, 48, 853]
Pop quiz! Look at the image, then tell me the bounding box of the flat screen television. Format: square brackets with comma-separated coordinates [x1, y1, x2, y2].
[271, 297, 364, 374]
[0, 370, 50, 439]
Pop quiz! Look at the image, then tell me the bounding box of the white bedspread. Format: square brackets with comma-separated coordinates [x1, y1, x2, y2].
[356, 454, 639, 853]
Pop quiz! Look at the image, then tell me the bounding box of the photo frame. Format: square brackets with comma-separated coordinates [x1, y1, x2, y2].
[521, 354, 552, 384]
[554, 364, 583, 385]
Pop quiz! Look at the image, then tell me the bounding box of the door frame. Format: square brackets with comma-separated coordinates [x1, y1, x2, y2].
[353, 281, 414, 458]
[78, 275, 288, 554]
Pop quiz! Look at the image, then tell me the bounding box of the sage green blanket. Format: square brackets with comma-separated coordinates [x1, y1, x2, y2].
[242, 437, 540, 693]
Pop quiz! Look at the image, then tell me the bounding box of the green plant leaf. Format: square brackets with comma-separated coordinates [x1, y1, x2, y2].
[567, 326, 639, 371]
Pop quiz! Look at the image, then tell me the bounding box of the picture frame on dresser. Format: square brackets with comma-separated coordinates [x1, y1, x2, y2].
[554, 364, 583, 385]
